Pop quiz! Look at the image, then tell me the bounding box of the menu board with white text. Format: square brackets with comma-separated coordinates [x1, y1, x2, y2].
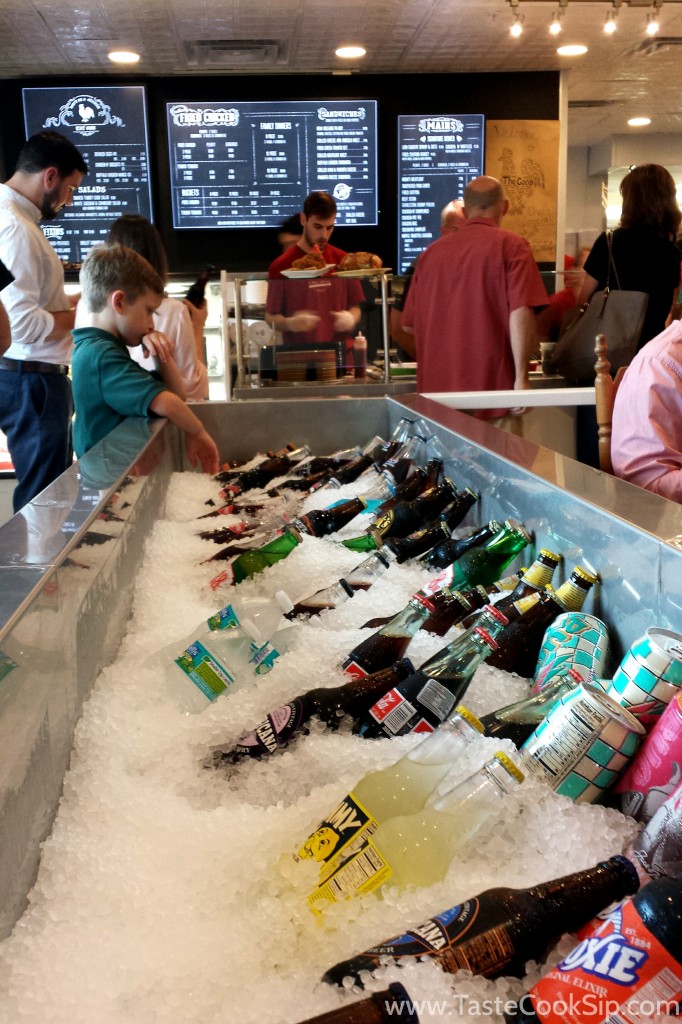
[167, 100, 378, 228]
[23, 86, 153, 266]
[398, 113, 484, 272]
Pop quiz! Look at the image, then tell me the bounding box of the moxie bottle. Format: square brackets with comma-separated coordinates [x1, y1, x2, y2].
[505, 877, 682, 1024]
[485, 567, 597, 677]
[209, 658, 416, 766]
[479, 666, 584, 747]
[293, 983, 418, 1024]
[323, 856, 640, 988]
[296, 706, 485, 881]
[306, 753, 523, 914]
[355, 609, 507, 738]
[341, 593, 436, 678]
[420, 519, 501, 570]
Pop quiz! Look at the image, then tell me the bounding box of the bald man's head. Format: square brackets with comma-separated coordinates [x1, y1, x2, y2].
[464, 176, 508, 223]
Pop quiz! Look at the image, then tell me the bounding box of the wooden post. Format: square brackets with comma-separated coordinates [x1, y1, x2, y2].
[593, 333, 614, 474]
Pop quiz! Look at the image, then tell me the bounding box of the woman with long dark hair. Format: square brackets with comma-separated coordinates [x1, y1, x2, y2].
[579, 164, 681, 350]
[106, 214, 209, 400]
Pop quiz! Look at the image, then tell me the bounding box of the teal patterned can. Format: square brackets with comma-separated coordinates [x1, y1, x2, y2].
[533, 612, 610, 694]
[520, 682, 646, 803]
[605, 628, 682, 729]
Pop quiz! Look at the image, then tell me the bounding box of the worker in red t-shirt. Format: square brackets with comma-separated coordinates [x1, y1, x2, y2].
[266, 191, 363, 350]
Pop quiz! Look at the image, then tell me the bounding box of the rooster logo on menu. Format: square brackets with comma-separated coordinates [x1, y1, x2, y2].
[44, 95, 125, 136]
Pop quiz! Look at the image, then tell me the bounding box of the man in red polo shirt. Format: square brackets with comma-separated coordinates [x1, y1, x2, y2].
[266, 191, 363, 350]
[402, 176, 547, 418]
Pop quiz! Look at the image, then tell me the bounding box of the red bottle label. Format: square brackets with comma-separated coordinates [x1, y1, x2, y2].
[530, 897, 682, 1024]
[341, 658, 369, 679]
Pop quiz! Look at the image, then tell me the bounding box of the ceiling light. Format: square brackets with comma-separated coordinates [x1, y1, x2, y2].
[557, 43, 588, 55]
[108, 49, 140, 64]
[603, 9, 618, 34]
[335, 45, 366, 58]
[646, 10, 660, 35]
[549, 9, 563, 34]
[510, 12, 524, 37]
[628, 116, 651, 127]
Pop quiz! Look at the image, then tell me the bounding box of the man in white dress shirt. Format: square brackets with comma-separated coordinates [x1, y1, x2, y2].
[0, 131, 87, 513]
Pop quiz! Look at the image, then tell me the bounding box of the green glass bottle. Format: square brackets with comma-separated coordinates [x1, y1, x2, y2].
[339, 532, 383, 554]
[215, 527, 302, 586]
[445, 519, 532, 593]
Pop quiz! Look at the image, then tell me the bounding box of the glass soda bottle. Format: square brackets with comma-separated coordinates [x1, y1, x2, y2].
[421, 585, 489, 636]
[209, 658, 416, 767]
[625, 778, 682, 882]
[214, 443, 295, 484]
[290, 496, 367, 537]
[355, 610, 508, 738]
[341, 593, 436, 678]
[343, 551, 391, 591]
[485, 567, 598, 677]
[381, 519, 451, 564]
[322, 855, 640, 988]
[306, 753, 524, 914]
[221, 445, 311, 494]
[420, 520, 502, 570]
[459, 549, 561, 629]
[505, 877, 682, 1024]
[285, 578, 356, 620]
[296, 706, 485, 881]
[210, 526, 302, 588]
[479, 667, 585, 747]
[444, 519, 532, 592]
[370, 480, 458, 539]
[292, 983, 419, 1024]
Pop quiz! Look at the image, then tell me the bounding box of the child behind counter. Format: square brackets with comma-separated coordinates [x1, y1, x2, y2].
[72, 244, 219, 473]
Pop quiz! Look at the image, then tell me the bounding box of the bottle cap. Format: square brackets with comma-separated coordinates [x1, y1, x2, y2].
[483, 605, 509, 627]
[454, 705, 485, 734]
[473, 626, 499, 650]
[412, 593, 436, 613]
[538, 548, 562, 566]
[571, 566, 599, 588]
[462, 487, 480, 501]
[274, 590, 294, 614]
[492, 751, 525, 785]
[375, 551, 392, 569]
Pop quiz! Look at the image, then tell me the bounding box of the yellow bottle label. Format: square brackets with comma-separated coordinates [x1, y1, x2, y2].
[296, 790, 379, 883]
[513, 591, 542, 615]
[306, 838, 392, 915]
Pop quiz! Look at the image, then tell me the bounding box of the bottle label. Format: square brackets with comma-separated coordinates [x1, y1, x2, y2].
[372, 509, 396, 536]
[530, 898, 682, 1024]
[234, 700, 305, 757]
[209, 567, 235, 590]
[296, 791, 379, 883]
[290, 516, 313, 537]
[416, 678, 457, 723]
[207, 605, 240, 631]
[341, 658, 369, 679]
[174, 640, 236, 701]
[307, 838, 392, 914]
[368, 688, 418, 734]
[249, 639, 281, 675]
[422, 565, 456, 597]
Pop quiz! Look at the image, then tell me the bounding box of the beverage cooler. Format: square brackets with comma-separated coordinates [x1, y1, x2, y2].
[1, 394, 681, 1023]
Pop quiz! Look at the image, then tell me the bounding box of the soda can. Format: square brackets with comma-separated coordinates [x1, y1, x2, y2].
[604, 627, 682, 729]
[614, 688, 682, 822]
[520, 682, 646, 804]
[533, 612, 610, 693]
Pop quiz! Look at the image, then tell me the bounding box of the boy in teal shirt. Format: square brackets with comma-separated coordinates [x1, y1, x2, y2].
[72, 244, 218, 473]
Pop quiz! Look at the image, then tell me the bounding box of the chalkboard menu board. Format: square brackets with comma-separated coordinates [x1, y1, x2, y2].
[397, 113, 485, 273]
[22, 86, 153, 266]
[166, 100, 378, 229]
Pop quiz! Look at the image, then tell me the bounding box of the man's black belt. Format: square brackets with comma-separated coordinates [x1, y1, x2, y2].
[0, 356, 69, 375]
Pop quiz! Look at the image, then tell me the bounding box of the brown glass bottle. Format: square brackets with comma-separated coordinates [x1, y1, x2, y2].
[322, 856, 639, 988]
[209, 657, 415, 765]
[382, 519, 451, 564]
[371, 480, 457, 539]
[485, 567, 598, 677]
[295, 984, 419, 1024]
[458, 549, 561, 629]
[291, 496, 367, 537]
[421, 585, 489, 636]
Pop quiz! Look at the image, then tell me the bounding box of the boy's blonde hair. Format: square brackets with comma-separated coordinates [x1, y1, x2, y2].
[80, 244, 165, 312]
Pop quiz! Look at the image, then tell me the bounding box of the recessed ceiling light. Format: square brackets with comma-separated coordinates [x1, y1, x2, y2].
[108, 50, 140, 64]
[335, 45, 366, 59]
[557, 43, 588, 56]
[628, 116, 652, 127]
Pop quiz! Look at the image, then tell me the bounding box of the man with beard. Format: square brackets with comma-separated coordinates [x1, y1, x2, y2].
[0, 131, 87, 511]
[266, 191, 363, 353]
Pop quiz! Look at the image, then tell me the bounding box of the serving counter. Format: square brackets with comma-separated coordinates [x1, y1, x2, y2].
[1, 394, 681, 944]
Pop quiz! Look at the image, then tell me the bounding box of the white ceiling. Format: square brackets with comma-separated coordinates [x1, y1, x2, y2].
[1, 0, 681, 147]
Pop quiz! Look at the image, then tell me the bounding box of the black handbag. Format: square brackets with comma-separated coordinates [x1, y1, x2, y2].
[550, 232, 648, 383]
